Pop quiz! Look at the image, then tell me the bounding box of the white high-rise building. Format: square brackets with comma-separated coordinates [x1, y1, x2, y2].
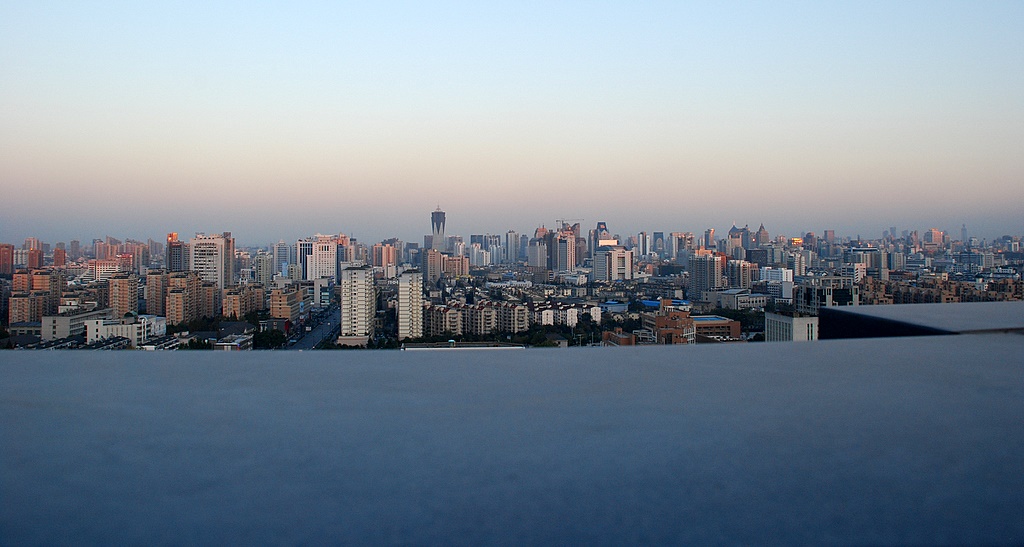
[397, 270, 423, 340]
[189, 232, 235, 289]
[339, 266, 375, 337]
[309, 237, 338, 281]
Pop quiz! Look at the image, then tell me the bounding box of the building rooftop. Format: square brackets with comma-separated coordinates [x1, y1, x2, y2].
[1, 310, 1022, 543]
[821, 301, 1024, 338]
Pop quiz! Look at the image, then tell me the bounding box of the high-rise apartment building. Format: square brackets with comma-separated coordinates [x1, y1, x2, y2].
[166, 272, 202, 325]
[396, 270, 423, 340]
[52, 248, 66, 268]
[253, 252, 275, 286]
[0, 244, 13, 275]
[689, 251, 725, 301]
[109, 273, 139, 318]
[339, 266, 375, 338]
[726, 259, 755, 289]
[223, 284, 266, 320]
[189, 233, 235, 289]
[145, 270, 169, 317]
[372, 244, 398, 270]
[421, 248, 444, 285]
[166, 233, 187, 272]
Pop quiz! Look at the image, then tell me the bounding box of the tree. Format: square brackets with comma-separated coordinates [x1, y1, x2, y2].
[253, 329, 287, 349]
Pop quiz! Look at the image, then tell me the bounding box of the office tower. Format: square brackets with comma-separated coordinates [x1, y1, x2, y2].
[253, 252, 274, 286]
[755, 224, 770, 246]
[295, 239, 314, 279]
[166, 233, 187, 272]
[189, 232, 235, 290]
[23, 237, 42, 251]
[308, 236, 338, 280]
[552, 232, 577, 273]
[431, 207, 446, 251]
[145, 270, 169, 317]
[397, 270, 424, 340]
[637, 231, 650, 256]
[688, 252, 725, 301]
[588, 222, 610, 259]
[339, 266, 375, 337]
[0, 243, 13, 275]
[272, 240, 290, 275]
[824, 230, 836, 244]
[505, 230, 519, 263]
[69, 240, 81, 261]
[109, 273, 139, 318]
[703, 228, 715, 249]
[593, 246, 635, 282]
[652, 232, 666, 257]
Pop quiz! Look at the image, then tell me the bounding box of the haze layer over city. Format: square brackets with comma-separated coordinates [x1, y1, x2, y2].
[2, 2, 1022, 244]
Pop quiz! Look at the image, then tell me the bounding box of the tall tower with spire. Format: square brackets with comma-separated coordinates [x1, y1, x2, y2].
[431, 207, 446, 251]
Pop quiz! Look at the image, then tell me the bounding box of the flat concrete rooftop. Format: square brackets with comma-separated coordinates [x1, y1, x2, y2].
[2, 333, 1023, 544]
[821, 300, 1024, 338]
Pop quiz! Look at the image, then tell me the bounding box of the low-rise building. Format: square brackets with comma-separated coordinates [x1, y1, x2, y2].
[85, 314, 167, 348]
[765, 312, 819, 342]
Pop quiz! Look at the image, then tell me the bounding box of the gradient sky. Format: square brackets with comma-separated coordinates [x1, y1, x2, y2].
[2, 1, 1022, 246]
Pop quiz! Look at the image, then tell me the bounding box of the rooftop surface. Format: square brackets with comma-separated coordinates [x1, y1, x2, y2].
[3, 332, 1023, 544]
[821, 300, 1024, 338]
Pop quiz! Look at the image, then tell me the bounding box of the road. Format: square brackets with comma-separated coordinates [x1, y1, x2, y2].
[289, 306, 340, 350]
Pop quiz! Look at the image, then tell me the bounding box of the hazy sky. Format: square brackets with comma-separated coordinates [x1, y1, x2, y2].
[2, 1, 1022, 245]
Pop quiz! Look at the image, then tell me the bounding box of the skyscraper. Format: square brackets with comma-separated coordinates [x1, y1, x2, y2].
[295, 239, 314, 279]
[431, 207, 446, 251]
[273, 240, 290, 276]
[505, 230, 519, 263]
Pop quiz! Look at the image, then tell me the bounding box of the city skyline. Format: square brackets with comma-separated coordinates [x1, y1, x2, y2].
[2, 2, 1022, 243]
